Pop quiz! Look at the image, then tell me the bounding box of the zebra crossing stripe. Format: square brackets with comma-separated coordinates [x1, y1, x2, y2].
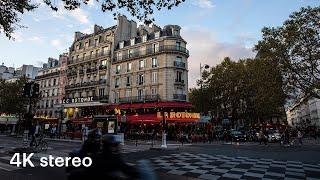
[0, 161, 21, 171]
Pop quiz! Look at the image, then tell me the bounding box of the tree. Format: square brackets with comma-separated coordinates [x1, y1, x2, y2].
[0, 0, 185, 39]
[189, 57, 287, 127]
[255, 6, 320, 99]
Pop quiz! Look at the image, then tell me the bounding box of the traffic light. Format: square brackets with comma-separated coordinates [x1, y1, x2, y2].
[23, 83, 32, 97]
[32, 83, 40, 98]
[22, 82, 40, 98]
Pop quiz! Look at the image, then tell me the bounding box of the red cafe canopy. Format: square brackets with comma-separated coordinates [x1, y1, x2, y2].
[69, 117, 92, 124]
[123, 112, 199, 124]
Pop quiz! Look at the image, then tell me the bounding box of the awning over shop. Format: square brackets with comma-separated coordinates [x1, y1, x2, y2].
[34, 117, 58, 124]
[123, 112, 200, 124]
[0, 116, 18, 125]
[68, 117, 92, 125]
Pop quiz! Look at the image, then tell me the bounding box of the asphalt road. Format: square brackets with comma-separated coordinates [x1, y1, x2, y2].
[0, 136, 320, 180]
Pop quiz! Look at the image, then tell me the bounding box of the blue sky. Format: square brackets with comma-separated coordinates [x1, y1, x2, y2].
[0, 0, 319, 87]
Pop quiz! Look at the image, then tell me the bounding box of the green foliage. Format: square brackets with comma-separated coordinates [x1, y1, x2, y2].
[0, 0, 185, 39]
[0, 77, 39, 117]
[189, 57, 286, 124]
[255, 6, 320, 99]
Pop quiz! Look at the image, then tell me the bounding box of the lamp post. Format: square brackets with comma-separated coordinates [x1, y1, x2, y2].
[199, 63, 210, 89]
[199, 63, 210, 115]
[161, 110, 167, 148]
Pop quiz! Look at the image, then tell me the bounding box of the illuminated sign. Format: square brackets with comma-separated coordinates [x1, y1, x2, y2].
[157, 112, 200, 119]
[62, 97, 94, 104]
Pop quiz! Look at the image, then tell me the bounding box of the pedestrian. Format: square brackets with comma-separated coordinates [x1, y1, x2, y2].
[297, 130, 303, 145]
[82, 125, 89, 144]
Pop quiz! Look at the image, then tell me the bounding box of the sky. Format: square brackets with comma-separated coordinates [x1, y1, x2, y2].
[0, 0, 319, 87]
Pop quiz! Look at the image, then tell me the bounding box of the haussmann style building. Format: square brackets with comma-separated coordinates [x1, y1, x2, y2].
[61, 15, 199, 135]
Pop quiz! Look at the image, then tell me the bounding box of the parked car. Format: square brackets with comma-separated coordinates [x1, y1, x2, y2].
[229, 130, 247, 142]
[267, 130, 281, 142]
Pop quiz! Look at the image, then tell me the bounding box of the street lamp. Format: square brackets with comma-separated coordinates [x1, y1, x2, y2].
[200, 63, 210, 89]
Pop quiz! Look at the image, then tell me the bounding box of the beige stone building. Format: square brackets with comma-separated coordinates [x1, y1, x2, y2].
[111, 16, 189, 104]
[63, 15, 191, 120]
[35, 57, 62, 119]
[63, 25, 115, 118]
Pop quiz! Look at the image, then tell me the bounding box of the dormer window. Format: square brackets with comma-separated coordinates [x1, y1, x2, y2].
[155, 31, 160, 39]
[119, 41, 124, 49]
[130, 38, 135, 46]
[142, 35, 147, 43]
[173, 29, 180, 36]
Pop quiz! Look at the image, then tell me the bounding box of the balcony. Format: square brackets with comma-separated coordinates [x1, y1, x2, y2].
[92, 95, 109, 103]
[119, 94, 160, 103]
[86, 68, 97, 74]
[113, 45, 189, 63]
[173, 94, 186, 101]
[99, 65, 107, 70]
[65, 81, 101, 90]
[35, 71, 60, 79]
[68, 51, 111, 65]
[175, 79, 185, 85]
[174, 61, 186, 68]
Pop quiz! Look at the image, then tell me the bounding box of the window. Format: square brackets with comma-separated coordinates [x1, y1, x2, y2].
[116, 65, 121, 74]
[173, 29, 180, 36]
[138, 74, 144, 85]
[176, 71, 183, 82]
[85, 42, 88, 48]
[151, 88, 157, 95]
[95, 49, 99, 57]
[176, 56, 182, 62]
[152, 57, 157, 68]
[117, 52, 122, 61]
[152, 72, 157, 83]
[128, 49, 133, 58]
[101, 60, 107, 66]
[138, 89, 144, 99]
[130, 38, 135, 46]
[142, 35, 147, 43]
[139, 60, 145, 70]
[125, 90, 131, 98]
[115, 77, 120, 88]
[176, 42, 181, 50]
[76, 55, 79, 60]
[114, 92, 119, 103]
[153, 43, 159, 52]
[95, 39, 98, 46]
[119, 41, 124, 49]
[127, 63, 132, 72]
[79, 91, 82, 98]
[99, 88, 105, 96]
[155, 31, 160, 39]
[102, 47, 108, 55]
[126, 76, 131, 86]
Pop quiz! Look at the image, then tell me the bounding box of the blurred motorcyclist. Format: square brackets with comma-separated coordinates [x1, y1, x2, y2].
[68, 133, 140, 180]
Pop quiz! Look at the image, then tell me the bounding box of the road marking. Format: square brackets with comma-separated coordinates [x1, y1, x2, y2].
[0, 156, 12, 161]
[0, 161, 21, 171]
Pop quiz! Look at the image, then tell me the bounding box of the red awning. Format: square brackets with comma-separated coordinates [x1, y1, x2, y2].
[125, 113, 199, 124]
[69, 117, 92, 124]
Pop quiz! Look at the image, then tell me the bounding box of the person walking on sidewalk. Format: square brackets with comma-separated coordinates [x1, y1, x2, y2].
[82, 125, 89, 144]
[297, 130, 303, 145]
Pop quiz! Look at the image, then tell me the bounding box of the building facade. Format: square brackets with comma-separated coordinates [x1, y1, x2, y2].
[35, 55, 67, 120]
[61, 15, 196, 126]
[287, 96, 320, 128]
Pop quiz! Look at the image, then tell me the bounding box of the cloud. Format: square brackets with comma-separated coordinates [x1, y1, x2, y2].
[12, 32, 23, 42]
[69, 8, 90, 24]
[192, 0, 215, 9]
[182, 28, 256, 88]
[50, 39, 61, 47]
[27, 36, 42, 42]
[50, 3, 90, 24]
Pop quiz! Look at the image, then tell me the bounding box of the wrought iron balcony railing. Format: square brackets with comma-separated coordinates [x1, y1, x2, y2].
[113, 45, 189, 63]
[173, 94, 186, 101]
[119, 94, 160, 103]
